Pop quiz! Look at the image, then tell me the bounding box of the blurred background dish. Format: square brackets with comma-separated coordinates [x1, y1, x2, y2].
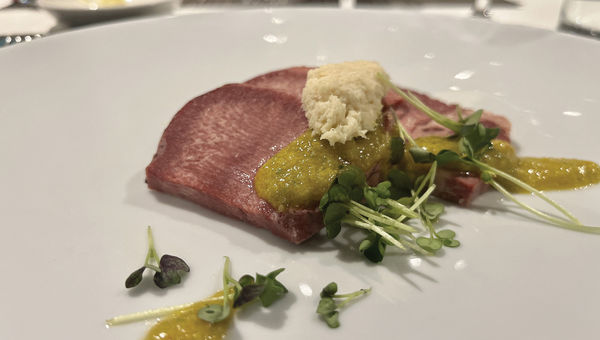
[0, 7, 57, 46]
[0, 0, 12, 9]
[560, 0, 600, 37]
[37, 0, 181, 26]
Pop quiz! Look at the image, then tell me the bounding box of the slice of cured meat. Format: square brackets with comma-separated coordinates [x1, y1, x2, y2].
[383, 91, 511, 142]
[146, 83, 322, 244]
[246, 67, 512, 206]
[245, 67, 511, 142]
[146, 66, 513, 244]
[245, 66, 312, 98]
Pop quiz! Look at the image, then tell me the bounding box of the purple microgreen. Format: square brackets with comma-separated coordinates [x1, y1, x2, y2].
[233, 284, 265, 308]
[125, 266, 146, 288]
[125, 226, 189, 290]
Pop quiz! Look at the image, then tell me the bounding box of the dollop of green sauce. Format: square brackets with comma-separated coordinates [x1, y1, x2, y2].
[254, 126, 391, 211]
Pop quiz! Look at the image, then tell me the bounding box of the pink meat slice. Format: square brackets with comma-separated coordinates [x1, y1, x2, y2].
[146, 66, 513, 245]
[146, 83, 322, 244]
[245, 66, 511, 141]
[246, 67, 512, 207]
[383, 91, 511, 142]
[382, 90, 512, 206]
[244, 66, 312, 98]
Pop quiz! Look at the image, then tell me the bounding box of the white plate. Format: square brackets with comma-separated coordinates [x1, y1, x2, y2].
[38, 0, 180, 25]
[0, 0, 11, 10]
[1, 9, 599, 340]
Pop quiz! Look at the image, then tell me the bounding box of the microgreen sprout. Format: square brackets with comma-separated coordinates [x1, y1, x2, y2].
[316, 282, 371, 328]
[125, 226, 189, 289]
[320, 159, 461, 261]
[380, 75, 600, 234]
[320, 165, 426, 261]
[108, 257, 288, 327]
[197, 257, 288, 323]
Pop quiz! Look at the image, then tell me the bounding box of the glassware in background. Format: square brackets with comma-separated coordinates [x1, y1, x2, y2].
[560, 0, 600, 37]
[472, 0, 492, 17]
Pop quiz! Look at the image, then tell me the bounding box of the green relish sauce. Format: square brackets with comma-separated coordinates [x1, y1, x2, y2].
[413, 136, 600, 193]
[254, 126, 391, 211]
[143, 293, 232, 340]
[255, 131, 599, 212]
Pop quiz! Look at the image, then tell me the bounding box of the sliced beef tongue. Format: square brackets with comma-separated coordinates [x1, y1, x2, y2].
[433, 169, 491, 207]
[146, 66, 513, 245]
[146, 83, 322, 244]
[244, 66, 312, 98]
[245, 67, 511, 206]
[383, 90, 511, 206]
[245, 67, 511, 141]
[383, 90, 511, 141]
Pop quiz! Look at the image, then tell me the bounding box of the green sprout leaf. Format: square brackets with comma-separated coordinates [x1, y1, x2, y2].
[359, 233, 386, 263]
[320, 282, 338, 298]
[436, 229, 456, 239]
[322, 311, 340, 328]
[444, 239, 461, 247]
[435, 150, 462, 167]
[374, 181, 392, 198]
[461, 109, 483, 125]
[388, 168, 412, 198]
[421, 202, 445, 222]
[324, 203, 347, 239]
[319, 192, 330, 211]
[459, 123, 499, 158]
[238, 274, 255, 287]
[416, 237, 443, 252]
[338, 165, 366, 188]
[409, 147, 437, 163]
[363, 188, 379, 210]
[316, 297, 337, 314]
[328, 184, 350, 203]
[390, 137, 405, 164]
[256, 268, 288, 307]
[316, 282, 371, 329]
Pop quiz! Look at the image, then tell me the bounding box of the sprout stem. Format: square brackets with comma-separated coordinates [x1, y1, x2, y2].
[489, 180, 600, 234]
[348, 201, 417, 233]
[384, 81, 462, 133]
[384, 198, 419, 219]
[221, 257, 232, 313]
[336, 288, 371, 309]
[144, 226, 161, 272]
[350, 219, 408, 251]
[472, 159, 580, 224]
[410, 185, 437, 214]
[390, 109, 417, 146]
[106, 301, 198, 326]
